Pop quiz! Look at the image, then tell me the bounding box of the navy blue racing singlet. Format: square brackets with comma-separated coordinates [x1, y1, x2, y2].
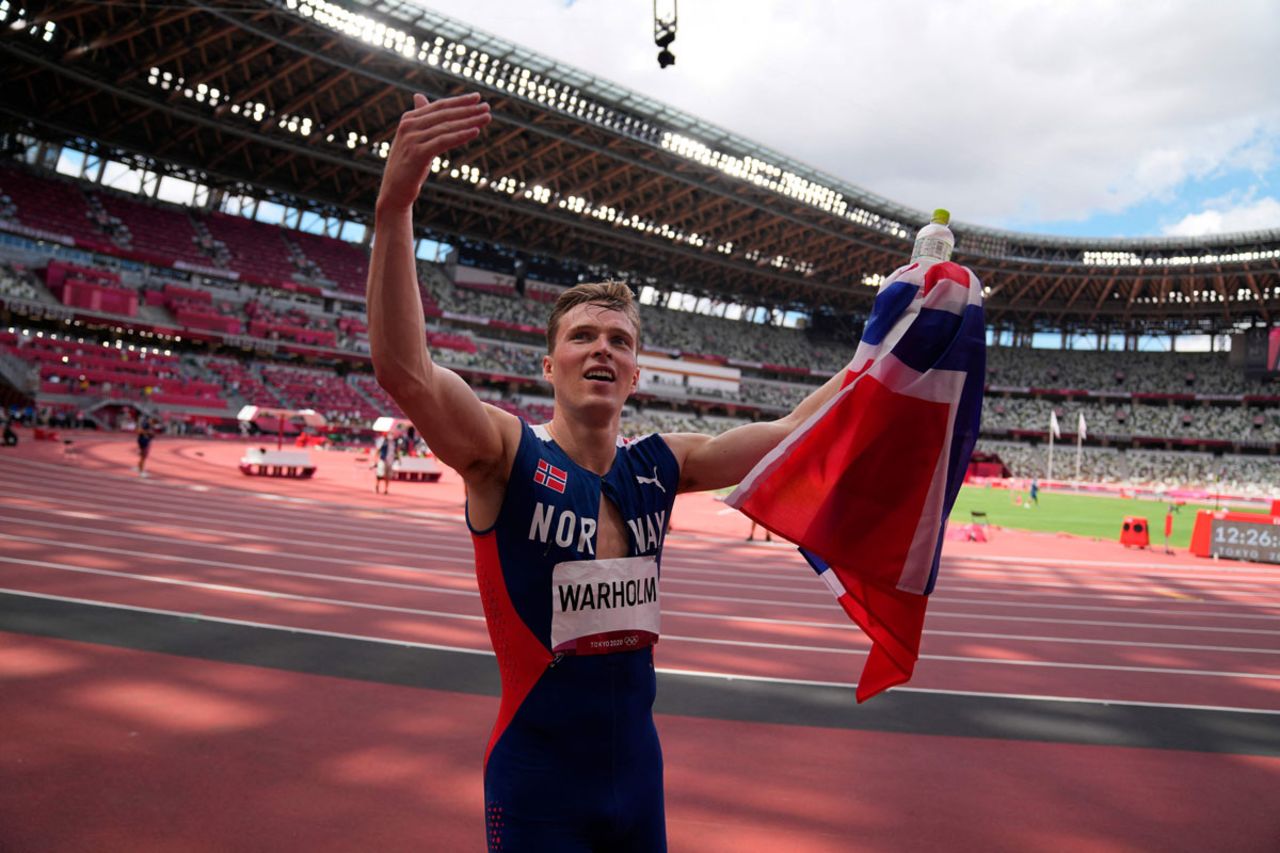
[470, 421, 679, 852]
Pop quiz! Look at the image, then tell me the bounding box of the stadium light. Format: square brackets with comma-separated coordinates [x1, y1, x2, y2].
[654, 0, 677, 68]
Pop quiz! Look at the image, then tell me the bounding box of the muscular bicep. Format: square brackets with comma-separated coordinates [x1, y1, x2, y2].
[387, 364, 518, 481]
[669, 421, 790, 493]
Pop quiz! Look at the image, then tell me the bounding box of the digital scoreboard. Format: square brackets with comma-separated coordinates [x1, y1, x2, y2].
[1190, 510, 1280, 565]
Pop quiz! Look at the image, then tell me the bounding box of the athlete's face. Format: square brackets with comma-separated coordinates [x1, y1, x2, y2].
[544, 303, 639, 416]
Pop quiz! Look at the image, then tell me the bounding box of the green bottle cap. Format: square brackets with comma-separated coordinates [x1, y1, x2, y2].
[931, 208, 951, 225]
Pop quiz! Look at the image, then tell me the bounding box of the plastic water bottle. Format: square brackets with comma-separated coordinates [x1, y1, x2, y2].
[910, 208, 954, 262]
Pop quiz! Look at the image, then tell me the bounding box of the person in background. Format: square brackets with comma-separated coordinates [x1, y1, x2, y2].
[136, 415, 155, 477]
[372, 433, 394, 495]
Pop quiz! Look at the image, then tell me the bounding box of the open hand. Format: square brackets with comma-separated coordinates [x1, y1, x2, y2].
[376, 92, 491, 212]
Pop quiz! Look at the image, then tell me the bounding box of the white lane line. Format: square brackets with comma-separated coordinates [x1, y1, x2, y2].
[8, 456, 1280, 579]
[0, 523, 474, 576]
[656, 665, 1280, 716]
[0, 489, 467, 548]
[0, 464, 469, 531]
[663, 610, 1280, 655]
[0, 538, 475, 589]
[672, 601, 1280, 634]
[0, 588, 493, 656]
[7, 466, 1277, 586]
[660, 568, 1280, 607]
[660, 634, 1280, 680]
[31, 503, 1271, 604]
[918, 653, 1280, 679]
[7, 522, 1274, 628]
[0, 490, 808, 575]
[947, 562, 1280, 581]
[0, 507, 474, 562]
[7, 541, 1277, 657]
[0, 477, 463, 548]
[929, 595, 1280, 620]
[937, 583, 1280, 604]
[0, 488, 775, 573]
[942, 569, 1280, 590]
[0, 557, 486, 621]
[664, 590, 1280, 621]
[925, 610, 1280, 636]
[5, 588, 1278, 717]
[946, 554, 1280, 574]
[664, 558, 1279, 594]
[10, 479, 1280, 617]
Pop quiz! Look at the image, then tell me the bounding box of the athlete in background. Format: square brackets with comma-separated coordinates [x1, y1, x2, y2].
[372, 433, 393, 495]
[136, 415, 155, 477]
[367, 92, 847, 851]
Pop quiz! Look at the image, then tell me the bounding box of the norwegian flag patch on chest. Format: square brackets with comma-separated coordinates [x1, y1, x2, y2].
[534, 458, 568, 493]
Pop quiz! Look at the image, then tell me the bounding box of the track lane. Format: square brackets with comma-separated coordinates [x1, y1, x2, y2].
[5, 436, 1280, 712]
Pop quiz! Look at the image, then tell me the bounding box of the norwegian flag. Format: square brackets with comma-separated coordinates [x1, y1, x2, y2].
[728, 259, 985, 702]
[534, 458, 568, 493]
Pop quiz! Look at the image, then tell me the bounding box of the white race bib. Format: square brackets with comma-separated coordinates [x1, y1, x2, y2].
[550, 556, 660, 655]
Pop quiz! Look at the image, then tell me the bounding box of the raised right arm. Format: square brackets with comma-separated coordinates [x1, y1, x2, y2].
[366, 93, 516, 482]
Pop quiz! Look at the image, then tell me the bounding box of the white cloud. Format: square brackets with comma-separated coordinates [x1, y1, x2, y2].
[411, 0, 1280, 234]
[1162, 196, 1280, 236]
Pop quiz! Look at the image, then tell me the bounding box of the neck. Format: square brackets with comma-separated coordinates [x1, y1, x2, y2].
[547, 407, 619, 475]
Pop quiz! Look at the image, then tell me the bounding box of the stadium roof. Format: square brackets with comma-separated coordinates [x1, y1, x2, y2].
[2, 0, 1278, 334]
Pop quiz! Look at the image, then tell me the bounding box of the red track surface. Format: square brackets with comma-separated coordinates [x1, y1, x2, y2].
[3, 430, 1279, 851]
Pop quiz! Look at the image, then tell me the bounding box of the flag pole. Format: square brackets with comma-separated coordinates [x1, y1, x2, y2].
[1047, 423, 1054, 480]
[1075, 424, 1082, 481]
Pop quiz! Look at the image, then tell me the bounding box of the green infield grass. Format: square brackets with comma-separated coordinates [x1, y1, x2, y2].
[948, 485, 1269, 549]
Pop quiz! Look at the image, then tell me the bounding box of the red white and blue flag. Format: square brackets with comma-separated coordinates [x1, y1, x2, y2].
[727, 259, 985, 701]
[535, 458, 568, 493]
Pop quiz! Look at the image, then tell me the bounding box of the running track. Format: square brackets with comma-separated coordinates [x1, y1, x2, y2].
[2, 432, 1278, 852]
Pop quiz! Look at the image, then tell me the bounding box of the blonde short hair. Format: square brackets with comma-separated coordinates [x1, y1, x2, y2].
[545, 281, 641, 353]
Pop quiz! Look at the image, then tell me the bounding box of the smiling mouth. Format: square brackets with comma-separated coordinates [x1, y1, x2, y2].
[584, 370, 615, 383]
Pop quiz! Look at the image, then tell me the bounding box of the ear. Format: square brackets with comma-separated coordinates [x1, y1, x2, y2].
[542, 354, 554, 383]
[629, 366, 639, 395]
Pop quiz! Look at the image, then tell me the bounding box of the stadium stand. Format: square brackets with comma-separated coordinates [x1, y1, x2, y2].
[0, 163, 99, 246]
[2, 329, 226, 411]
[291, 229, 370, 296]
[977, 440, 1280, 497]
[258, 364, 379, 423]
[91, 189, 213, 269]
[2, 164, 1277, 494]
[204, 356, 280, 408]
[201, 211, 299, 286]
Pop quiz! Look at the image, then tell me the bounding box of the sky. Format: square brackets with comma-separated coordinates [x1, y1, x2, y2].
[415, 0, 1280, 240]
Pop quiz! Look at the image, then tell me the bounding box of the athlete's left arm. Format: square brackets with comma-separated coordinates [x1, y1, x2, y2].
[667, 368, 847, 493]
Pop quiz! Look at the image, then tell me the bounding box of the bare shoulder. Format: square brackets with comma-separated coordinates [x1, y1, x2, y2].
[469, 404, 523, 482]
[663, 421, 790, 493]
[659, 431, 712, 465]
[463, 406, 525, 531]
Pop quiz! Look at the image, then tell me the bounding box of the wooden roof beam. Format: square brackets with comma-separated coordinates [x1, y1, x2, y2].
[1244, 270, 1271, 323]
[116, 21, 250, 85]
[62, 7, 199, 61]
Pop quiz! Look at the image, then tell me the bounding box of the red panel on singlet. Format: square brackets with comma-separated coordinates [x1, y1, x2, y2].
[472, 530, 553, 767]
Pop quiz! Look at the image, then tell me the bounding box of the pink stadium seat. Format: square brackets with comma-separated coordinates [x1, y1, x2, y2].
[200, 211, 299, 285]
[95, 191, 212, 267]
[0, 165, 99, 243]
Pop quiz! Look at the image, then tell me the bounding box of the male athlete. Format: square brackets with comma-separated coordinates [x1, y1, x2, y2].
[136, 415, 155, 477]
[368, 92, 847, 851]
